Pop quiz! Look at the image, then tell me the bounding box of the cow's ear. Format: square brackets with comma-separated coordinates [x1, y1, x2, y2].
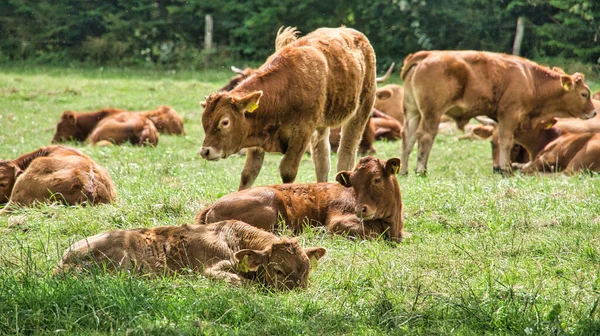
[13, 165, 23, 178]
[335, 171, 352, 187]
[384, 158, 402, 175]
[234, 91, 263, 113]
[200, 101, 207, 108]
[304, 247, 326, 270]
[62, 110, 76, 123]
[234, 249, 267, 272]
[561, 75, 574, 91]
[376, 88, 393, 100]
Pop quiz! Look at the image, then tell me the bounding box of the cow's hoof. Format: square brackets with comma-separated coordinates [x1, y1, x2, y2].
[415, 170, 428, 177]
[492, 166, 502, 174]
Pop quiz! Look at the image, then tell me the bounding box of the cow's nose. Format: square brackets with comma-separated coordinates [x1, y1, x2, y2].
[592, 110, 597, 118]
[199, 147, 211, 158]
[360, 205, 368, 214]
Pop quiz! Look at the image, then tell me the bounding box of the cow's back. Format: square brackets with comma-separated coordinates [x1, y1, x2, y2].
[277, 27, 376, 127]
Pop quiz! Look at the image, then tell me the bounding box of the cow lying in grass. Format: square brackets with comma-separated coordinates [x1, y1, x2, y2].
[52, 106, 184, 145]
[89, 111, 159, 146]
[0, 146, 117, 213]
[56, 220, 326, 291]
[196, 157, 405, 242]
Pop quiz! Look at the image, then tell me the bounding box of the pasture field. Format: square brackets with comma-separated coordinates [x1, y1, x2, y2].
[1, 64, 600, 335]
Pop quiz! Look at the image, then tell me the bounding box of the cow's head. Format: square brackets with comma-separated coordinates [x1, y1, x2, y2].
[0, 161, 22, 204]
[234, 238, 326, 291]
[52, 111, 79, 143]
[547, 72, 596, 120]
[336, 157, 401, 220]
[199, 91, 262, 161]
[219, 66, 256, 92]
[373, 85, 404, 124]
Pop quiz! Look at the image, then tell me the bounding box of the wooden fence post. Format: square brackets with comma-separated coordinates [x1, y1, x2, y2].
[512, 16, 525, 56]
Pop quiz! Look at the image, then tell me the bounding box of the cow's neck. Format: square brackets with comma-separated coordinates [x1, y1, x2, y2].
[220, 220, 277, 252]
[11, 146, 56, 170]
[233, 69, 286, 151]
[75, 110, 115, 139]
[531, 68, 566, 108]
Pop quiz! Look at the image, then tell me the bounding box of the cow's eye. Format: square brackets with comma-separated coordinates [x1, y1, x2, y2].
[374, 178, 381, 184]
[582, 92, 589, 99]
[0, 183, 6, 188]
[221, 119, 230, 127]
[274, 268, 285, 276]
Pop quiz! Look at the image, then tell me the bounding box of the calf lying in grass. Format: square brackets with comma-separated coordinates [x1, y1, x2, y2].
[196, 157, 405, 242]
[89, 112, 159, 146]
[56, 220, 326, 291]
[0, 146, 117, 214]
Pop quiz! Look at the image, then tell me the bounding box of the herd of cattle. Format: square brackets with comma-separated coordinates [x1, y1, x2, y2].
[1, 26, 599, 290]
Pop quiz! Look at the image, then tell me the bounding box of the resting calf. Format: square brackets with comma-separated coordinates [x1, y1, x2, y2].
[89, 112, 159, 146]
[0, 146, 117, 213]
[57, 220, 326, 291]
[196, 157, 405, 242]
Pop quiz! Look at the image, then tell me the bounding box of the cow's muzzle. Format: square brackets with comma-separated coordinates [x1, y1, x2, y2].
[356, 205, 376, 220]
[586, 110, 597, 119]
[199, 146, 222, 161]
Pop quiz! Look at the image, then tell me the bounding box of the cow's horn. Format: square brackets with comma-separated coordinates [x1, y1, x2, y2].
[376, 62, 395, 83]
[231, 66, 244, 74]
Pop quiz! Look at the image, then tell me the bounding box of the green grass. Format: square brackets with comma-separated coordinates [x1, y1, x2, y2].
[1, 64, 600, 335]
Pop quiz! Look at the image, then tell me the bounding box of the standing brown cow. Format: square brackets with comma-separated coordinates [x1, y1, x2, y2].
[400, 51, 596, 175]
[196, 157, 405, 242]
[200, 27, 376, 190]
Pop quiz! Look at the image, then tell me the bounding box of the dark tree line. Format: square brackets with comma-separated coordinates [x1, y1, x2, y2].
[0, 0, 598, 70]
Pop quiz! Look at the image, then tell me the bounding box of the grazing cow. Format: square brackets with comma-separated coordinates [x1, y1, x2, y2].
[400, 50, 596, 175]
[139, 106, 185, 135]
[200, 27, 376, 190]
[196, 157, 405, 242]
[52, 108, 124, 143]
[56, 220, 326, 290]
[89, 112, 159, 146]
[0, 146, 117, 213]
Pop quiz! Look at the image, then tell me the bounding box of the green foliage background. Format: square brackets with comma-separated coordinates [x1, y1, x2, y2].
[0, 0, 599, 69]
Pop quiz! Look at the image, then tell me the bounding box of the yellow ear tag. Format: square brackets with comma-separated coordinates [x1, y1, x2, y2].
[563, 82, 570, 91]
[545, 122, 553, 129]
[237, 255, 250, 273]
[394, 165, 401, 175]
[246, 102, 259, 112]
[310, 256, 319, 271]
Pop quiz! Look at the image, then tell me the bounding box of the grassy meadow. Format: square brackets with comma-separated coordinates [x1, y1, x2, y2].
[1, 64, 600, 335]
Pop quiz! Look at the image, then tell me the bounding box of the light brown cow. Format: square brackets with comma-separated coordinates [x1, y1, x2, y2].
[56, 220, 326, 290]
[400, 50, 596, 175]
[89, 112, 159, 146]
[488, 99, 600, 171]
[139, 106, 185, 135]
[200, 27, 376, 190]
[196, 157, 405, 242]
[52, 108, 125, 143]
[593, 91, 600, 100]
[0, 146, 117, 213]
[371, 109, 403, 140]
[374, 84, 404, 125]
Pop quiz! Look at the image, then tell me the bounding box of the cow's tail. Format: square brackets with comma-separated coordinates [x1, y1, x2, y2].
[400, 52, 430, 81]
[275, 26, 300, 51]
[194, 206, 211, 224]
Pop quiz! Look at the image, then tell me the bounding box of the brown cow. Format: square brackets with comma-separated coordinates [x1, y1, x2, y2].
[592, 91, 600, 100]
[89, 112, 159, 146]
[196, 157, 405, 242]
[0, 146, 117, 213]
[200, 27, 376, 190]
[52, 108, 124, 143]
[56, 220, 326, 291]
[374, 84, 404, 125]
[371, 109, 403, 140]
[488, 99, 600, 171]
[400, 50, 596, 175]
[139, 105, 185, 135]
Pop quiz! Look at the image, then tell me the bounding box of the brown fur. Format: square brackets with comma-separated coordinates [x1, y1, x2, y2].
[139, 106, 185, 135]
[52, 108, 125, 143]
[374, 84, 404, 125]
[56, 220, 326, 291]
[89, 112, 159, 146]
[400, 50, 596, 175]
[196, 157, 405, 242]
[200, 27, 376, 190]
[371, 109, 403, 140]
[593, 91, 600, 100]
[329, 118, 376, 155]
[0, 146, 117, 213]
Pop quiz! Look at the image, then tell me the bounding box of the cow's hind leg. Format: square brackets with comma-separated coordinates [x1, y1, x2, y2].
[400, 114, 421, 175]
[338, 89, 375, 172]
[280, 131, 312, 184]
[311, 127, 331, 182]
[239, 148, 265, 190]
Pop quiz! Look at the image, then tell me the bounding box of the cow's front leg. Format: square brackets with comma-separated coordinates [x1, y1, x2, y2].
[326, 214, 385, 240]
[415, 113, 442, 175]
[496, 122, 517, 175]
[203, 260, 250, 286]
[239, 148, 265, 190]
[279, 131, 311, 183]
